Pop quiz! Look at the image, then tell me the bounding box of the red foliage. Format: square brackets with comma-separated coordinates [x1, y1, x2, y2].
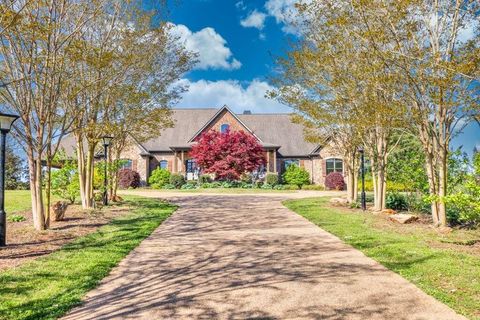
[325, 172, 346, 190]
[190, 129, 266, 180]
[118, 169, 141, 189]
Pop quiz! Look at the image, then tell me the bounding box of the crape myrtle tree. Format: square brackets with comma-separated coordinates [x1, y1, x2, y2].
[0, 0, 104, 230]
[70, 2, 195, 209]
[190, 129, 266, 181]
[351, 0, 480, 226]
[270, 1, 407, 208]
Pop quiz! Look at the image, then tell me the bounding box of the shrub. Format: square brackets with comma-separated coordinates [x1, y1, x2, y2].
[274, 184, 285, 190]
[444, 180, 480, 225]
[198, 175, 212, 184]
[162, 183, 176, 190]
[118, 169, 141, 189]
[283, 164, 310, 188]
[211, 181, 222, 188]
[254, 181, 263, 188]
[221, 181, 233, 188]
[386, 192, 408, 211]
[325, 172, 345, 190]
[261, 183, 273, 189]
[51, 160, 80, 204]
[169, 174, 185, 189]
[149, 168, 171, 189]
[283, 184, 300, 190]
[7, 214, 26, 222]
[181, 183, 197, 190]
[302, 184, 325, 191]
[265, 173, 279, 186]
[242, 183, 254, 189]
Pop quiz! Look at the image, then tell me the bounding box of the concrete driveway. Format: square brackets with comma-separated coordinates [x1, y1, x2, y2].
[63, 191, 465, 320]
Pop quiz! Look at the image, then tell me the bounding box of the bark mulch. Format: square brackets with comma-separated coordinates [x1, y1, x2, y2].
[0, 203, 130, 271]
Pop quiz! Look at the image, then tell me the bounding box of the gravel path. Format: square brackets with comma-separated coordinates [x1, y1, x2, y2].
[63, 192, 465, 320]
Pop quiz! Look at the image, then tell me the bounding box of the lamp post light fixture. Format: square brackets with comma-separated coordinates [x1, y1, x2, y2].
[358, 147, 366, 211]
[102, 136, 113, 206]
[0, 112, 20, 247]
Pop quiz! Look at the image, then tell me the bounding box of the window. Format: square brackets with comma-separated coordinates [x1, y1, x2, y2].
[283, 159, 299, 171]
[185, 159, 197, 173]
[220, 123, 230, 133]
[159, 160, 168, 170]
[326, 158, 343, 175]
[120, 159, 132, 170]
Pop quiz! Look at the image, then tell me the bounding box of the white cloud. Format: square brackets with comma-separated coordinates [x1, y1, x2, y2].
[457, 19, 479, 43]
[170, 24, 241, 70]
[176, 79, 291, 113]
[240, 10, 267, 30]
[235, 1, 246, 10]
[265, 0, 310, 34]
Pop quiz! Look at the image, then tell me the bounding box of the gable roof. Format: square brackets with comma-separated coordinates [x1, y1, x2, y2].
[142, 107, 319, 157]
[187, 105, 261, 143]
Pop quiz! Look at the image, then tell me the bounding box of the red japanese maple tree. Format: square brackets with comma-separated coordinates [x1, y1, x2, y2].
[190, 129, 266, 180]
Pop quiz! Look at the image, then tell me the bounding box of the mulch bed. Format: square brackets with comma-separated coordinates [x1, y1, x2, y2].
[0, 203, 130, 271]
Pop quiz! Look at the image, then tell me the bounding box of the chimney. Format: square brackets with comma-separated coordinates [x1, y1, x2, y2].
[243, 110, 252, 115]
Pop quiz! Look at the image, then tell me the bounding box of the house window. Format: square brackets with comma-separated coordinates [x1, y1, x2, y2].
[220, 123, 230, 133]
[159, 160, 168, 170]
[120, 159, 132, 170]
[185, 159, 196, 173]
[326, 158, 343, 175]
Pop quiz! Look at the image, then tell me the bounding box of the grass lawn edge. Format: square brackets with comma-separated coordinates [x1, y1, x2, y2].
[0, 196, 177, 320]
[283, 197, 480, 320]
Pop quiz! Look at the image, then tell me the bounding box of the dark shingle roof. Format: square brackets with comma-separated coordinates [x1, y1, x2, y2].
[142, 108, 318, 157]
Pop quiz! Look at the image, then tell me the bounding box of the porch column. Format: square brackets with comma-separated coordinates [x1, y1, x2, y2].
[266, 150, 270, 173]
[173, 151, 178, 172]
[273, 150, 277, 173]
[181, 150, 185, 172]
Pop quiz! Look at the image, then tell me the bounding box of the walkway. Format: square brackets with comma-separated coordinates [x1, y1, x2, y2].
[63, 192, 465, 319]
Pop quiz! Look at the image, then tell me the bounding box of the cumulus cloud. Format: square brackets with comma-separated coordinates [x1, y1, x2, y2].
[265, 0, 309, 34]
[240, 10, 267, 30]
[170, 24, 241, 70]
[175, 79, 291, 113]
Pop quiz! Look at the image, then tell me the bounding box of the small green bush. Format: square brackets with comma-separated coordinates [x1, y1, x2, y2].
[211, 181, 222, 188]
[265, 173, 279, 186]
[242, 183, 254, 189]
[148, 168, 171, 189]
[261, 183, 273, 189]
[283, 164, 310, 189]
[302, 184, 325, 191]
[274, 184, 285, 190]
[169, 174, 185, 189]
[255, 181, 263, 188]
[221, 181, 233, 188]
[198, 175, 212, 184]
[162, 183, 176, 190]
[386, 192, 408, 211]
[7, 214, 26, 222]
[181, 183, 197, 190]
[283, 184, 300, 190]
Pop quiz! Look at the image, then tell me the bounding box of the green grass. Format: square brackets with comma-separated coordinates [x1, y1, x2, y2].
[284, 197, 480, 320]
[5, 190, 62, 214]
[0, 196, 177, 320]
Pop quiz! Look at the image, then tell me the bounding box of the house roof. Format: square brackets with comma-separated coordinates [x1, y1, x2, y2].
[143, 107, 318, 157]
[58, 107, 320, 158]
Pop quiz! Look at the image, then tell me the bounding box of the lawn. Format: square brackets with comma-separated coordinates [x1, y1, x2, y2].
[5, 190, 61, 214]
[0, 196, 177, 320]
[284, 197, 480, 320]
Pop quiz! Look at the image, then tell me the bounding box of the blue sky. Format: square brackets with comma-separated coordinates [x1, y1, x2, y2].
[152, 0, 479, 156]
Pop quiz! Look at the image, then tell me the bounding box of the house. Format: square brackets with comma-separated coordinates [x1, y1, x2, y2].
[62, 106, 344, 186]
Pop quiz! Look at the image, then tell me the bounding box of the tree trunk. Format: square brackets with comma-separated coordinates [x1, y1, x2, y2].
[30, 156, 46, 230]
[44, 157, 52, 229]
[437, 146, 448, 227]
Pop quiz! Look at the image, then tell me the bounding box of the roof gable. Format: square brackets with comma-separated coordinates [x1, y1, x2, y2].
[187, 105, 261, 142]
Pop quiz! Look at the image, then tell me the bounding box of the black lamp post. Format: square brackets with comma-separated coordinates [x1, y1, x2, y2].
[102, 136, 113, 206]
[0, 112, 20, 247]
[358, 147, 366, 211]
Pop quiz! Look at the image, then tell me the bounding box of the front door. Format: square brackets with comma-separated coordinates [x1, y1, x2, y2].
[185, 159, 198, 180]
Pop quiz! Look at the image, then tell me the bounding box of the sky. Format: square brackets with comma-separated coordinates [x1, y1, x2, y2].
[150, 0, 479, 156]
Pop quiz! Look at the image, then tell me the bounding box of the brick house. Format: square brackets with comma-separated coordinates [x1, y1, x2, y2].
[64, 106, 344, 186]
